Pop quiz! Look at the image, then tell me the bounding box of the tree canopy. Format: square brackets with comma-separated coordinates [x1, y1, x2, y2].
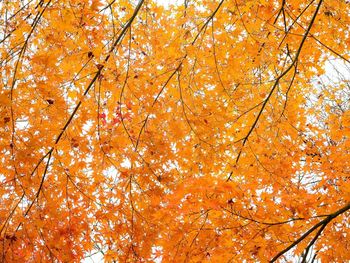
[1, 0, 350, 262]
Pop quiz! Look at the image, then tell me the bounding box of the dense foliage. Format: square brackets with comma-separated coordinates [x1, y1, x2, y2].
[1, 0, 350, 262]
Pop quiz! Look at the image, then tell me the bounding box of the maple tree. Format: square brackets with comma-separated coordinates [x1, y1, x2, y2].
[1, 0, 350, 262]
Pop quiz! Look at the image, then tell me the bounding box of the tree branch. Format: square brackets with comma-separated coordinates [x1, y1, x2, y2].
[270, 202, 350, 262]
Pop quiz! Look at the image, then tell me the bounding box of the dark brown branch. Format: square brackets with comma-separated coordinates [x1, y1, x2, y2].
[300, 221, 327, 263]
[278, 0, 316, 48]
[9, 0, 145, 235]
[270, 202, 350, 262]
[134, 0, 225, 150]
[56, 0, 145, 144]
[230, 0, 324, 178]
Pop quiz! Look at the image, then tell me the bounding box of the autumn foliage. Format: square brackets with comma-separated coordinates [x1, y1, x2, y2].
[1, 0, 350, 262]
